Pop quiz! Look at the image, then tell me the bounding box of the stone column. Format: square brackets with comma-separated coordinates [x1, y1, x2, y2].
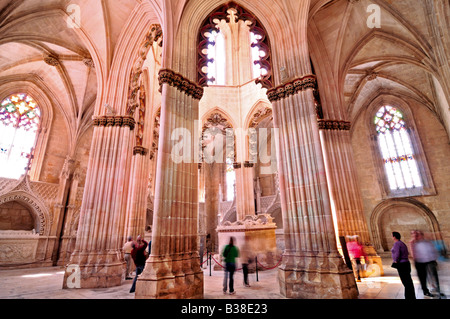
[135, 69, 203, 299]
[204, 161, 221, 252]
[255, 177, 262, 214]
[58, 165, 82, 266]
[125, 146, 150, 241]
[50, 156, 75, 265]
[267, 76, 358, 299]
[233, 161, 256, 221]
[318, 120, 383, 275]
[63, 115, 135, 288]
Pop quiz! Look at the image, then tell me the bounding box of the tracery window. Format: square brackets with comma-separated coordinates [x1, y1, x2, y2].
[374, 105, 422, 190]
[206, 30, 226, 85]
[198, 2, 272, 88]
[0, 94, 40, 179]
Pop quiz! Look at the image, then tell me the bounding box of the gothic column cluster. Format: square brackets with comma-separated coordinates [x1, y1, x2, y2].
[135, 69, 203, 299]
[63, 115, 135, 288]
[267, 76, 358, 299]
[318, 117, 383, 275]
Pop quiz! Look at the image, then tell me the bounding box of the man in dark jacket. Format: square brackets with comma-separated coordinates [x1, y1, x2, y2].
[129, 235, 148, 293]
[391, 231, 416, 299]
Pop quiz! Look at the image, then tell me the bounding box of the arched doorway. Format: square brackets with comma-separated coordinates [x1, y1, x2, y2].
[370, 199, 441, 252]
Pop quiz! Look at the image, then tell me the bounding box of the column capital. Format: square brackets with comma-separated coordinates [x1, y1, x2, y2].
[158, 69, 204, 100]
[233, 162, 242, 169]
[317, 119, 351, 131]
[243, 161, 254, 168]
[266, 74, 317, 102]
[92, 115, 136, 131]
[133, 146, 148, 156]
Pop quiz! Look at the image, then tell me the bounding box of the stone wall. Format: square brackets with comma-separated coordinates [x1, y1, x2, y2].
[0, 201, 35, 231]
[352, 100, 450, 251]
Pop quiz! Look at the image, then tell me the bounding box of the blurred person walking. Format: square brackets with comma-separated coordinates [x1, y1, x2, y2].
[346, 236, 367, 282]
[391, 231, 416, 299]
[129, 235, 148, 293]
[222, 237, 239, 295]
[240, 239, 254, 287]
[412, 230, 445, 298]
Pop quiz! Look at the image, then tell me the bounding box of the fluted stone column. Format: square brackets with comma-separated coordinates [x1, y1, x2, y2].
[51, 156, 76, 265]
[318, 121, 383, 275]
[135, 69, 203, 299]
[268, 76, 358, 299]
[63, 116, 135, 288]
[125, 146, 150, 241]
[58, 165, 82, 266]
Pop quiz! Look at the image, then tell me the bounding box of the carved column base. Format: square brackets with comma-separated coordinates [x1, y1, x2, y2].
[135, 253, 204, 299]
[62, 251, 124, 289]
[278, 253, 358, 299]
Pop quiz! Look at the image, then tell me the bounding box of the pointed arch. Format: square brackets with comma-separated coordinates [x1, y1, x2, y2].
[370, 198, 441, 252]
[0, 191, 50, 236]
[243, 99, 272, 130]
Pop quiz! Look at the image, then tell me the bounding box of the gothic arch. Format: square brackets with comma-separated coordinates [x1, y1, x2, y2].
[201, 107, 236, 131]
[369, 198, 441, 252]
[0, 191, 50, 236]
[244, 100, 272, 130]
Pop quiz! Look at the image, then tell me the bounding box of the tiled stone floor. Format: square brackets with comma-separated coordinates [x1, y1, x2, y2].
[0, 258, 449, 300]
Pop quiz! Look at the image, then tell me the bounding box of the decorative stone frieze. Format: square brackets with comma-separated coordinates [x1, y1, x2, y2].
[158, 69, 204, 99]
[127, 24, 162, 116]
[92, 115, 136, 131]
[317, 119, 352, 131]
[266, 75, 317, 102]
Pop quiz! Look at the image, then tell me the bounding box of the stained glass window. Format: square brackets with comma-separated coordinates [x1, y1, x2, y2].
[0, 94, 40, 179]
[375, 105, 422, 190]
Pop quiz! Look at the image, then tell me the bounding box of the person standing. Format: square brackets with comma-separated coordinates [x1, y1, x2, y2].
[122, 236, 134, 280]
[222, 237, 239, 295]
[129, 235, 148, 293]
[240, 239, 253, 287]
[391, 231, 416, 299]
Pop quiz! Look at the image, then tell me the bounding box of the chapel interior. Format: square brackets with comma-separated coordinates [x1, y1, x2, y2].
[0, 0, 449, 299]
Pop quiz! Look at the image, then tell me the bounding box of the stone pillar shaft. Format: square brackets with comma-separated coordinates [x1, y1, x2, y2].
[319, 128, 370, 243]
[135, 70, 203, 299]
[235, 162, 255, 220]
[64, 116, 134, 288]
[268, 77, 358, 299]
[125, 148, 150, 240]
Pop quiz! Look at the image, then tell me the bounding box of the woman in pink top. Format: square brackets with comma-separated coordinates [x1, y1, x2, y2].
[346, 236, 367, 282]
